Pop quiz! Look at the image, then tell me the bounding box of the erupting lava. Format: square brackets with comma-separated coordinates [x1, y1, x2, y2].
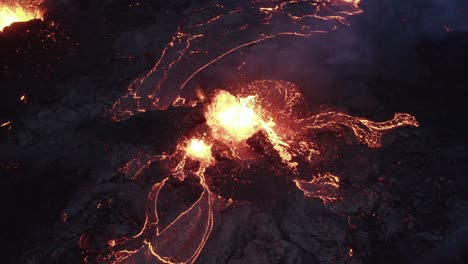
[0, 1, 44, 32]
[206, 91, 266, 143]
[95, 1, 420, 263]
[206, 89, 295, 168]
[185, 138, 213, 165]
[105, 81, 419, 264]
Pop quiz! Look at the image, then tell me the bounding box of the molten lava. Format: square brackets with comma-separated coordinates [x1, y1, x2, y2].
[105, 80, 419, 264]
[206, 91, 264, 143]
[96, 1, 421, 263]
[0, 1, 44, 32]
[294, 173, 342, 203]
[185, 139, 213, 165]
[108, 0, 365, 121]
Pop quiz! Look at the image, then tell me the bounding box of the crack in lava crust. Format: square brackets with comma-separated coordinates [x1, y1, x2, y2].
[105, 80, 419, 264]
[107, 0, 363, 121]
[98, 1, 421, 263]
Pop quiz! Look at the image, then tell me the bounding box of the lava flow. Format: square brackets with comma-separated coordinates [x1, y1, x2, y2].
[0, 1, 44, 32]
[109, 0, 363, 121]
[99, 1, 420, 263]
[105, 80, 419, 264]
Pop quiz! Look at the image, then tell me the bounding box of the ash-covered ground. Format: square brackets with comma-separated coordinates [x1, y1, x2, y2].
[0, 0, 467, 263]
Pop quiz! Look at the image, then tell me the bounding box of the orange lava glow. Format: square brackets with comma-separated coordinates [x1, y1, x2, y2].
[294, 173, 342, 203]
[0, 1, 44, 32]
[101, 1, 421, 263]
[206, 91, 264, 142]
[106, 80, 419, 263]
[185, 138, 213, 165]
[108, 0, 365, 121]
[205, 89, 296, 168]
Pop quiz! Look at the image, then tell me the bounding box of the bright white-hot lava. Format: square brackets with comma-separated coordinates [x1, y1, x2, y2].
[206, 90, 264, 143]
[0, 2, 44, 32]
[205, 90, 295, 167]
[185, 138, 213, 165]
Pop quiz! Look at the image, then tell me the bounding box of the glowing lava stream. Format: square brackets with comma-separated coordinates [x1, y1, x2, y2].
[107, 81, 419, 264]
[0, 1, 44, 31]
[103, 1, 420, 263]
[108, 0, 364, 121]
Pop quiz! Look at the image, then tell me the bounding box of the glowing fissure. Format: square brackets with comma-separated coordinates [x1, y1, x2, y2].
[108, 0, 364, 121]
[0, 1, 44, 32]
[294, 173, 342, 203]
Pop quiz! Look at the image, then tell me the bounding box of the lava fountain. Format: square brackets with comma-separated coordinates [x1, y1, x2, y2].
[0, 1, 44, 32]
[206, 91, 264, 143]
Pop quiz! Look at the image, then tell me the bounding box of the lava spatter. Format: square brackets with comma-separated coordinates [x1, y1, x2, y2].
[185, 138, 213, 165]
[106, 80, 418, 264]
[101, 1, 419, 263]
[0, 1, 44, 32]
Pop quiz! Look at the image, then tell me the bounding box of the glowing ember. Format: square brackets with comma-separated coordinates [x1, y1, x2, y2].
[20, 93, 28, 103]
[1, 120, 12, 127]
[0, 2, 44, 32]
[1, 120, 13, 131]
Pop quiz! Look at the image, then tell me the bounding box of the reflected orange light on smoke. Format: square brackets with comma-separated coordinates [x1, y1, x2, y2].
[0, 2, 44, 31]
[185, 139, 213, 164]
